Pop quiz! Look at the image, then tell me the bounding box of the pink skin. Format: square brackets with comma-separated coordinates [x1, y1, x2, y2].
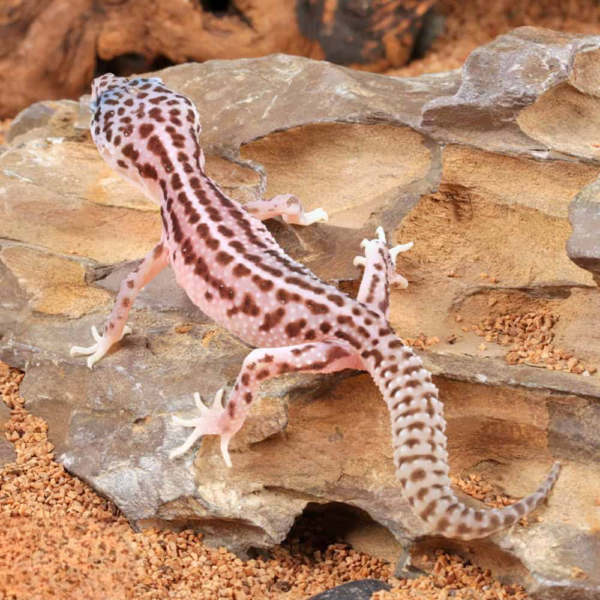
[71, 74, 560, 540]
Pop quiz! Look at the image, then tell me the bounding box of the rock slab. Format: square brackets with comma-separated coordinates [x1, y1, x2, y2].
[1, 27, 599, 599]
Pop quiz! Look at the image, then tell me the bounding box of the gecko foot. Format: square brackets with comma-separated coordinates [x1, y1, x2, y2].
[283, 207, 329, 226]
[69, 325, 132, 369]
[353, 226, 413, 288]
[169, 389, 234, 467]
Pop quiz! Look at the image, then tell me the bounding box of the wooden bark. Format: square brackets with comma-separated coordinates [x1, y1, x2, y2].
[0, 0, 436, 118]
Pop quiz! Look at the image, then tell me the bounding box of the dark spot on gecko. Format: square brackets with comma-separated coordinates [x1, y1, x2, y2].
[241, 294, 260, 317]
[389, 339, 403, 348]
[306, 300, 329, 315]
[141, 163, 158, 180]
[244, 392, 252, 404]
[205, 292, 213, 301]
[218, 225, 234, 238]
[121, 144, 139, 162]
[194, 256, 209, 281]
[436, 518, 450, 532]
[420, 500, 439, 521]
[149, 95, 168, 105]
[127, 280, 134, 289]
[291, 345, 314, 356]
[121, 298, 130, 307]
[327, 294, 345, 307]
[320, 322, 332, 334]
[336, 315, 353, 325]
[403, 365, 421, 376]
[241, 373, 250, 386]
[410, 469, 427, 482]
[257, 263, 284, 278]
[361, 349, 383, 367]
[117, 160, 128, 169]
[148, 107, 164, 122]
[230, 241, 245, 253]
[169, 211, 184, 243]
[256, 369, 270, 381]
[233, 264, 251, 278]
[252, 275, 274, 292]
[259, 308, 285, 332]
[304, 330, 316, 340]
[139, 123, 154, 139]
[216, 251, 234, 266]
[206, 237, 220, 250]
[245, 254, 261, 264]
[153, 243, 164, 258]
[381, 365, 398, 377]
[285, 276, 325, 295]
[285, 319, 307, 338]
[334, 330, 361, 349]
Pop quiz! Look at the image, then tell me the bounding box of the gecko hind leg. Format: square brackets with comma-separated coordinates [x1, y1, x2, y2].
[169, 341, 362, 466]
[353, 226, 413, 318]
[244, 193, 328, 226]
[169, 390, 234, 465]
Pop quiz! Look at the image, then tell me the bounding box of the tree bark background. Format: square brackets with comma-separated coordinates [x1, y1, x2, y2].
[0, 0, 436, 118]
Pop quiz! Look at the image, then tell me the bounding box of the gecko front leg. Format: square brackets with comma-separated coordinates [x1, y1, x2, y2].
[169, 341, 362, 465]
[70, 241, 169, 368]
[354, 226, 413, 318]
[244, 193, 328, 226]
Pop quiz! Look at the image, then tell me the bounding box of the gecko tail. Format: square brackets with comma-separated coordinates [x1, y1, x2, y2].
[364, 333, 560, 540]
[425, 461, 560, 540]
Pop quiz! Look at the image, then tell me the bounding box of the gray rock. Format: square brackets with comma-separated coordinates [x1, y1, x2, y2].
[7, 100, 80, 145]
[307, 579, 390, 599]
[1, 27, 599, 599]
[567, 177, 600, 285]
[0, 399, 15, 466]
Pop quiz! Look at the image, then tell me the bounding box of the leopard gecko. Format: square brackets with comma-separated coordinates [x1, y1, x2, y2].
[70, 73, 560, 540]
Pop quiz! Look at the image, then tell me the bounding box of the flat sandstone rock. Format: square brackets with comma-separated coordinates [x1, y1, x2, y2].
[1, 27, 599, 599]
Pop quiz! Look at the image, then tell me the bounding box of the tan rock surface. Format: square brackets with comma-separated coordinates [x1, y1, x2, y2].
[1, 28, 600, 599]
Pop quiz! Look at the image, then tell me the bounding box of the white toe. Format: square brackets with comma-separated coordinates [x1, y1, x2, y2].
[353, 256, 367, 267]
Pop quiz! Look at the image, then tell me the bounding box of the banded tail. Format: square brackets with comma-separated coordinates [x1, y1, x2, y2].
[365, 341, 559, 539]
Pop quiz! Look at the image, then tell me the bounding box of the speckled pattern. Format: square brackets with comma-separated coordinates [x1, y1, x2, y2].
[70, 74, 560, 540]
